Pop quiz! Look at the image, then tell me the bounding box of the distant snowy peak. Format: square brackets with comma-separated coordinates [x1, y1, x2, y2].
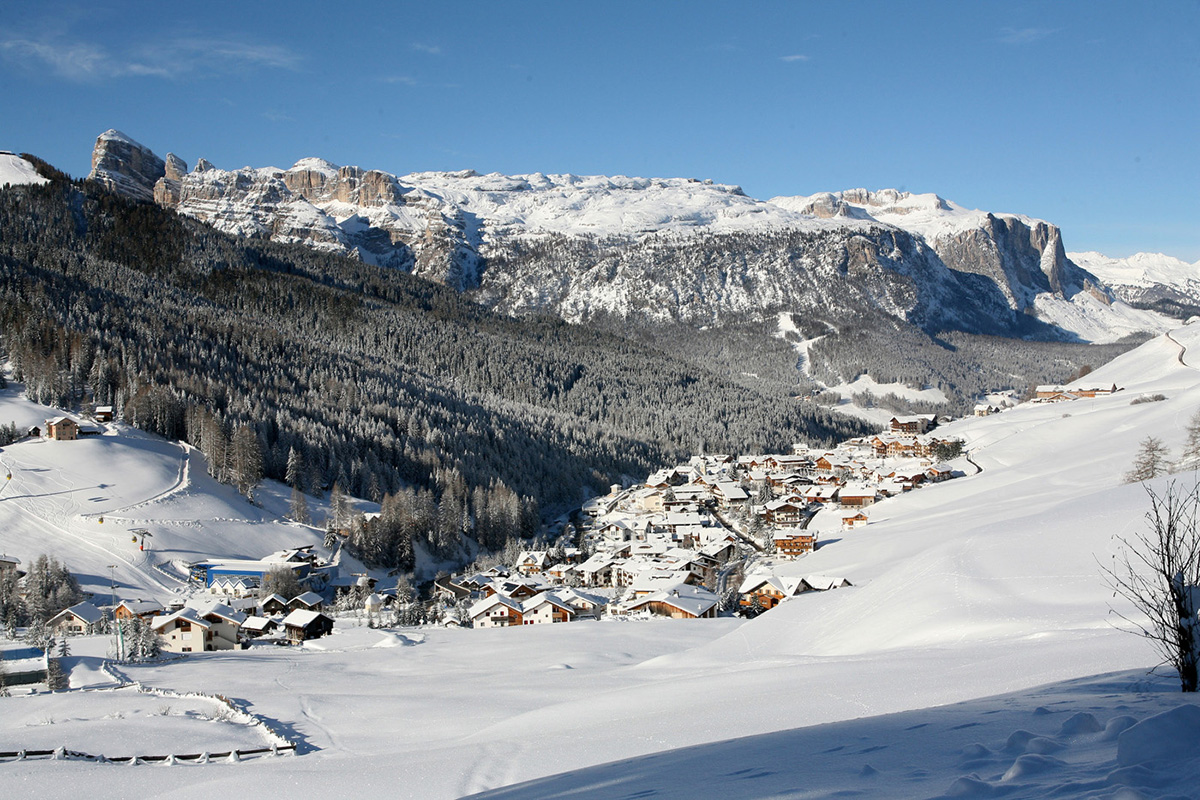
[1069, 250, 1200, 314]
[1069, 251, 1200, 290]
[770, 188, 1036, 240]
[0, 152, 49, 188]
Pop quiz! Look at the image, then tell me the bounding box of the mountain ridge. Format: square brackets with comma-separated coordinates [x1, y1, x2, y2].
[82, 128, 1170, 349]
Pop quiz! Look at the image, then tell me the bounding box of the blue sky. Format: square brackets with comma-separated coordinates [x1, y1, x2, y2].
[2, 1, 1197, 259]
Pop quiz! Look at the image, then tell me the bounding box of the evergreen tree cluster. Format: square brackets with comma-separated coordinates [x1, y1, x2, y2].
[116, 616, 161, 662]
[0, 177, 870, 564]
[0, 554, 82, 628]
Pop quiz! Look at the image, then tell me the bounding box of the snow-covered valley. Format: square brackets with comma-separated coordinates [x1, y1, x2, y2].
[3, 324, 1200, 797]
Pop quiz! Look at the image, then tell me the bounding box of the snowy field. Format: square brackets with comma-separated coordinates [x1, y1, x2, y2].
[4, 326, 1200, 796]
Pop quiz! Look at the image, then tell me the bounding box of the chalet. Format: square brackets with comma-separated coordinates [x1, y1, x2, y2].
[485, 577, 547, 600]
[973, 404, 998, 417]
[47, 601, 104, 636]
[241, 615, 278, 638]
[775, 530, 817, 558]
[763, 499, 806, 527]
[113, 599, 164, 622]
[838, 485, 878, 508]
[842, 511, 869, 529]
[282, 609, 334, 643]
[802, 486, 839, 505]
[551, 587, 606, 618]
[595, 520, 633, 541]
[925, 464, 955, 483]
[738, 575, 804, 611]
[623, 584, 718, 619]
[45, 416, 79, 441]
[515, 550, 549, 576]
[713, 481, 750, 508]
[288, 591, 325, 612]
[520, 592, 575, 625]
[94, 405, 114, 422]
[153, 605, 245, 652]
[259, 593, 289, 616]
[469, 595, 524, 628]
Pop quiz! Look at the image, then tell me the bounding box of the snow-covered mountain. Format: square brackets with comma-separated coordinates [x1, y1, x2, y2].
[1071, 250, 1200, 315]
[85, 130, 1173, 344]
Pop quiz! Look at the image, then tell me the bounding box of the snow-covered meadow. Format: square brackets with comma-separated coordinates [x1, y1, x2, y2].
[4, 326, 1200, 797]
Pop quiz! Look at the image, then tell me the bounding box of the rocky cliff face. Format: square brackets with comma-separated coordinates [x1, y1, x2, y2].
[84, 132, 1162, 343]
[88, 130, 165, 202]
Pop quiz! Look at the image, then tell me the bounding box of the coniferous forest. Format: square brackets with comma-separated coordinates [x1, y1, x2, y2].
[0, 162, 875, 565]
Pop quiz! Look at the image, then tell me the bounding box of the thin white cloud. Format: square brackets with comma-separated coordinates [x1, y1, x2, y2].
[0, 34, 301, 81]
[780, 54, 810, 63]
[997, 27, 1057, 45]
[380, 75, 418, 86]
[412, 42, 442, 55]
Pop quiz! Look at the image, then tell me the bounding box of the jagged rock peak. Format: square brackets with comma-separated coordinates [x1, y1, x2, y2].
[88, 129, 165, 202]
[164, 153, 188, 182]
[153, 152, 190, 207]
[194, 158, 215, 172]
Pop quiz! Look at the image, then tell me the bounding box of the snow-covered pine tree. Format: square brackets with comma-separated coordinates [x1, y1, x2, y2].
[328, 482, 354, 531]
[285, 446, 305, 489]
[290, 485, 310, 524]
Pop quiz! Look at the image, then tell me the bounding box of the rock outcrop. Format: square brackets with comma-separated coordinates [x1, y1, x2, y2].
[87, 130, 165, 202]
[153, 152, 188, 207]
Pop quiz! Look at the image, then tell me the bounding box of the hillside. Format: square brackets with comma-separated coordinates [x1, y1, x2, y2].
[2, 324, 1199, 797]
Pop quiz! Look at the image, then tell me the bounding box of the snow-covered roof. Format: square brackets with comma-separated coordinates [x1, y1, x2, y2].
[291, 591, 324, 607]
[242, 615, 276, 632]
[152, 607, 211, 631]
[50, 601, 104, 626]
[116, 599, 163, 615]
[468, 594, 523, 618]
[522, 592, 575, 615]
[738, 575, 804, 596]
[283, 608, 330, 628]
[625, 584, 718, 618]
[187, 600, 247, 625]
[802, 575, 851, 591]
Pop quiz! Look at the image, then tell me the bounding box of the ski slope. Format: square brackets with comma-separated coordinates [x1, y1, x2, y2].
[0, 385, 324, 605]
[3, 327, 1200, 797]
